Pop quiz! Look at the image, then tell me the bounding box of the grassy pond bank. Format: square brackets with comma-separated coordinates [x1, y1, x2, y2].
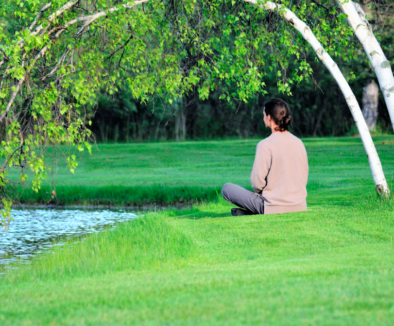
[1, 136, 394, 325]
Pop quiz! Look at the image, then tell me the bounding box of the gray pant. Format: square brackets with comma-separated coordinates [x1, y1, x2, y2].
[221, 183, 264, 215]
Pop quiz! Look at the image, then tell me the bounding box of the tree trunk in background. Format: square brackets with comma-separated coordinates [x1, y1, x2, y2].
[174, 98, 186, 141]
[185, 91, 198, 139]
[313, 108, 324, 137]
[244, 0, 389, 195]
[337, 1, 394, 132]
[362, 80, 379, 131]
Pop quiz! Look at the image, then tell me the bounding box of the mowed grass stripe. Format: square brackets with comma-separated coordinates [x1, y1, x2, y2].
[7, 136, 394, 206]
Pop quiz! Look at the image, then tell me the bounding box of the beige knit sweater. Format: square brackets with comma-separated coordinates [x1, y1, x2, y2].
[250, 132, 308, 214]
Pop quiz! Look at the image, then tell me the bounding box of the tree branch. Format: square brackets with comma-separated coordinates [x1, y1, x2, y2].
[41, 47, 71, 81]
[31, 0, 78, 37]
[310, 0, 330, 13]
[106, 33, 134, 61]
[16, 0, 78, 49]
[29, 2, 52, 31]
[0, 28, 66, 123]
[67, 0, 149, 37]
[0, 132, 24, 175]
[0, 48, 10, 69]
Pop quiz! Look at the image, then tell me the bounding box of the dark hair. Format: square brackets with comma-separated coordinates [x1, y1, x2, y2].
[264, 98, 292, 132]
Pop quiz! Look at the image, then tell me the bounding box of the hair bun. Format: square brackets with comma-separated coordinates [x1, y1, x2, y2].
[264, 98, 292, 132]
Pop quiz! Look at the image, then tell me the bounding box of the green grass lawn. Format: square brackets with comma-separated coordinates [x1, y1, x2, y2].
[11, 136, 394, 206]
[1, 136, 394, 325]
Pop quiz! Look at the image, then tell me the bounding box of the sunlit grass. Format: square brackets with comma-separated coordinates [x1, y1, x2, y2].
[9, 135, 394, 206]
[1, 136, 394, 325]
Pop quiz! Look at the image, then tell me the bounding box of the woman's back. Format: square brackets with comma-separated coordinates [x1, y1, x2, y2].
[222, 98, 308, 216]
[251, 132, 308, 214]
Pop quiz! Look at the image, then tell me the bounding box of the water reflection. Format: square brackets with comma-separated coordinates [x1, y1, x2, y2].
[0, 209, 137, 267]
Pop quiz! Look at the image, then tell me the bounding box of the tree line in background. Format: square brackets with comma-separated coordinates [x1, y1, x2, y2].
[92, 63, 392, 142]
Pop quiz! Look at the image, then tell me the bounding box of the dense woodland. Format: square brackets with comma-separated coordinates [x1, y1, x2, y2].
[86, 0, 394, 141]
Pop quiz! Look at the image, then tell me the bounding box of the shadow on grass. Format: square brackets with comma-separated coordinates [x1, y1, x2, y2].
[11, 185, 222, 207]
[170, 207, 233, 219]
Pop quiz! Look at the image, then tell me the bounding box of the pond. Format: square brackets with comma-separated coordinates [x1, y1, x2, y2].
[0, 208, 138, 268]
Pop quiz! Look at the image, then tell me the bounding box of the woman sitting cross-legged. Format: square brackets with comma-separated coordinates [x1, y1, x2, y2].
[222, 98, 309, 216]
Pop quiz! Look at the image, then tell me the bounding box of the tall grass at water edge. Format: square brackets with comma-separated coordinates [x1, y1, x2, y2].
[5, 214, 194, 282]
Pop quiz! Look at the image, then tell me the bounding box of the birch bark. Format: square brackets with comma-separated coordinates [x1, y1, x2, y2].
[337, 0, 394, 132]
[243, 0, 389, 194]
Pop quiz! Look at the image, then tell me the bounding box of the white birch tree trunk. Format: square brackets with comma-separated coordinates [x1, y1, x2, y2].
[337, 0, 394, 132]
[244, 0, 389, 194]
